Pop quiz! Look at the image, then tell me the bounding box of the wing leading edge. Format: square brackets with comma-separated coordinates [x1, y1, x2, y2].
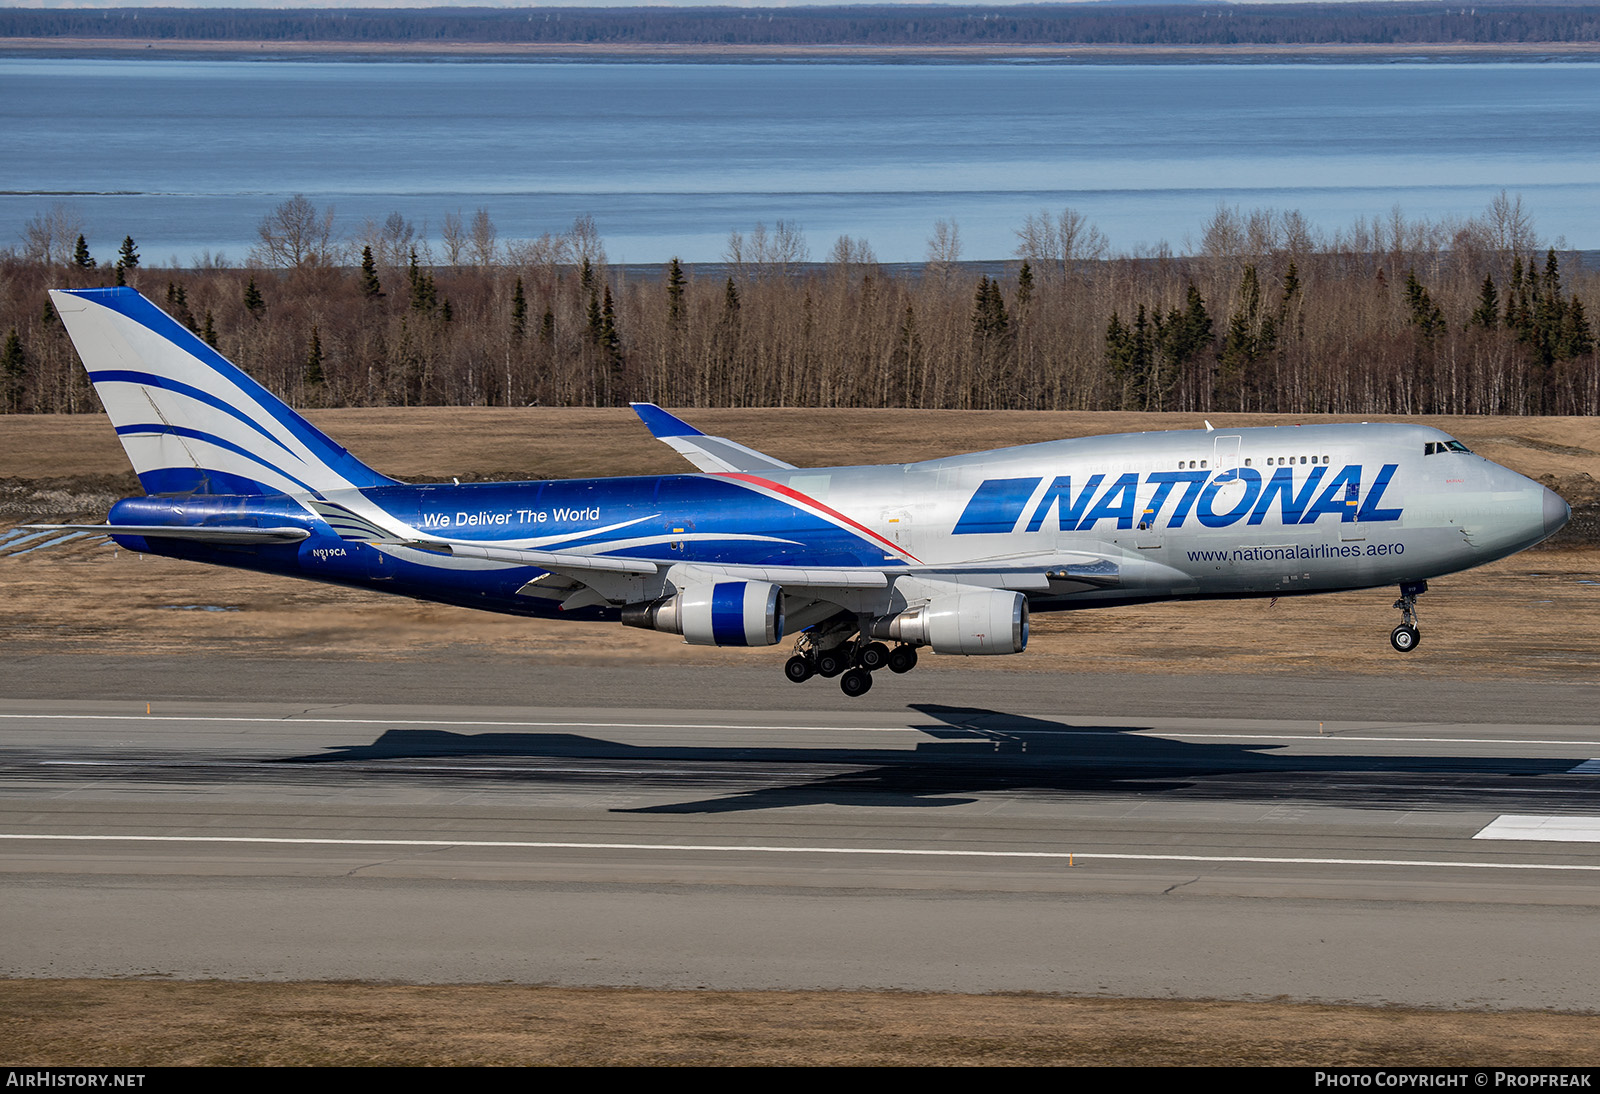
[630, 403, 797, 474]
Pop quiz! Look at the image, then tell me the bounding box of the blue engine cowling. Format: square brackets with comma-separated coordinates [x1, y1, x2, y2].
[621, 581, 785, 647]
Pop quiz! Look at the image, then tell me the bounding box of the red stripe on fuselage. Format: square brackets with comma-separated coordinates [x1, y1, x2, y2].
[718, 472, 922, 564]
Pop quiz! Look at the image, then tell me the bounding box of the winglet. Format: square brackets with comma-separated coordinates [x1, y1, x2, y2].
[627, 403, 796, 474]
[630, 402, 704, 439]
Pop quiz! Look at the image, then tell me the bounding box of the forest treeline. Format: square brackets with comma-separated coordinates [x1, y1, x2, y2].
[2, 196, 1596, 420]
[5, 5, 1600, 48]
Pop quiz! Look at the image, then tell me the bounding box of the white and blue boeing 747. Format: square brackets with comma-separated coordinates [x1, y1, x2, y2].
[40, 287, 1570, 696]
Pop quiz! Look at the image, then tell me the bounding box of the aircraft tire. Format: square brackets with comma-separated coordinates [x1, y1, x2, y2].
[839, 667, 873, 697]
[784, 655, 814, 683]
[858, 642, 890, 671]
[1390, 623, 1421, 653]
[816, 647, 848, 678]
[887, 645, 918, 674]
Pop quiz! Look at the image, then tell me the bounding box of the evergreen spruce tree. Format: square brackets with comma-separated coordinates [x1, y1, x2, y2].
[1, 329, 25, 414]
[970, 277, 1009, 341]
[72, 235, 96, 269]
[1403, 270, 1445, 340]
[722, 277, 740, 319]
[202, 310, 218, 349]
[511, 277, 527, 340]
[580, 257, 595, 295]
[406, 249, 438, 314]
[1104, 311, 1133, 405]
[304, 327, 325, 387]
[586, 289, 604, 346]
[1559, 298, 1594, 361]
[1506, 256, 1529, 332]
[116, 236, 140, 271]
[1470, 275, 1499, 330]
[1015, 261, 1034, 312]
[540, 309, 555, 346]
[600, 285, 623, 398]
[165, 282, 196, 332]
[360, 246, 383, 298]
[666, 257, 686, 325]
[42, 299, 59, 328]
[243, 278, 266, 319]
[1171, 284, 1214, 363]
[1130, 304, 1154, 410]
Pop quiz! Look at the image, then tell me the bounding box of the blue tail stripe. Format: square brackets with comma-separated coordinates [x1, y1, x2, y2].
[68, 288, 398, 489]
[88, 368, 300, 462]
[114, 423, 318, 495]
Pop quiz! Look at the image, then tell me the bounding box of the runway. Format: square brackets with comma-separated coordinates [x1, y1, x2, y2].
[4, 662, 1600, 1010]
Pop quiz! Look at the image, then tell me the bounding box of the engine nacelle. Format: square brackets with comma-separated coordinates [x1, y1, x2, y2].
[621, 580, 785, 647]
[871, 589, 1028, 656]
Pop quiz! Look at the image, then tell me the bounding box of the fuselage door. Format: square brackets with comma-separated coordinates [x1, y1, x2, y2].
[1134, 478, 1163, 550]
[881, 506, 914, 554]
[1213, 435, 1242, 479]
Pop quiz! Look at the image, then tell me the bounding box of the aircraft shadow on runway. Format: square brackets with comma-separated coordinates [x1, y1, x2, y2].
[274, 703, 1596, 816]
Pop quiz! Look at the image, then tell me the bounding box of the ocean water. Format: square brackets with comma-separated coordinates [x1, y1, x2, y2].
[3, 58, 1598, 264]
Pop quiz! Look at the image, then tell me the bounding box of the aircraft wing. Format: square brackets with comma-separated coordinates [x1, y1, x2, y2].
[444, 542, 886, 587]
[630, 403, 797, 474]
[23, 523, 311, 544]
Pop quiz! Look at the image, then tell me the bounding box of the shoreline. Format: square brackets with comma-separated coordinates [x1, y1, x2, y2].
[7, 38, 1600, 63]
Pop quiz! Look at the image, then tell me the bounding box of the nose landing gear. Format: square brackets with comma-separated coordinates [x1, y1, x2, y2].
[1390, 581, 1426, 653]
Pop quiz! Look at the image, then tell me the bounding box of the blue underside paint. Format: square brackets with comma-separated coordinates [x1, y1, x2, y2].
[105, 471, 896, 620]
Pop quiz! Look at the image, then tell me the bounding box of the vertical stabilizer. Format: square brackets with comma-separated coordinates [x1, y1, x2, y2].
[50, 287, 397, 497]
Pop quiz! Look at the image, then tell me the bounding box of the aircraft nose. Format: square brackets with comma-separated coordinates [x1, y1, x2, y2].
[1543, 485, 1571, 538]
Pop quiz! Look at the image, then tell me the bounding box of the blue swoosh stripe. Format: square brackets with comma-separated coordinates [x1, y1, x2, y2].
[115, 423, 318, 495]
[88, 369, 300, 463]
[66, 288, 397, 488]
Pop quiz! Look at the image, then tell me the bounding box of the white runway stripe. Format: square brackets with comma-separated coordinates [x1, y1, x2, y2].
[2, 712, 1600, 749]
[1, 832, 1598, 871]
[1474, 814, 1600, 843]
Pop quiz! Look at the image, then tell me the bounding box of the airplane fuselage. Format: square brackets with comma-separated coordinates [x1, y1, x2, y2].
[105, 421, 1563, 621]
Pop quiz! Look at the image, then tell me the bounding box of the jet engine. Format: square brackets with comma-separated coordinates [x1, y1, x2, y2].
[621, 580, 785, 647]
[870, 589, 1028, 655]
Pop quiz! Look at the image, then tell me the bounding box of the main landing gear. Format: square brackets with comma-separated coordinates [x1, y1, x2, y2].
[784, 632, 920, 696]
[1389, 581, 1427, 653]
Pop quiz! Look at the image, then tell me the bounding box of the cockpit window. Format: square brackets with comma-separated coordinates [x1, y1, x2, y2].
[1425, 440, 1473, 456]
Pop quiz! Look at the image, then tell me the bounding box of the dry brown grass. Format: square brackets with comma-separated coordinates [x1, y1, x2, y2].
[4, 981, 1598, 1067]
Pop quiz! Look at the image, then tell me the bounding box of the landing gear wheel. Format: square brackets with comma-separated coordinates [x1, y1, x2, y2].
[858, 642, 890, 672]
[784, 655, 814, 683]
[815, 647, 848, 678]
[839, 667, 874, 697]
[1390, 623, 1420, 653]
[887, 645, 918, 674]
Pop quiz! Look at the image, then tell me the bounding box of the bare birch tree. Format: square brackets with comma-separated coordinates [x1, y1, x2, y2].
[251, 195, 338, 269]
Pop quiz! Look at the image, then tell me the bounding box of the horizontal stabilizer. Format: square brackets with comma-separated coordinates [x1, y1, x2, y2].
[629, 403, 797, 474]
[24, 523, 310, 544]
